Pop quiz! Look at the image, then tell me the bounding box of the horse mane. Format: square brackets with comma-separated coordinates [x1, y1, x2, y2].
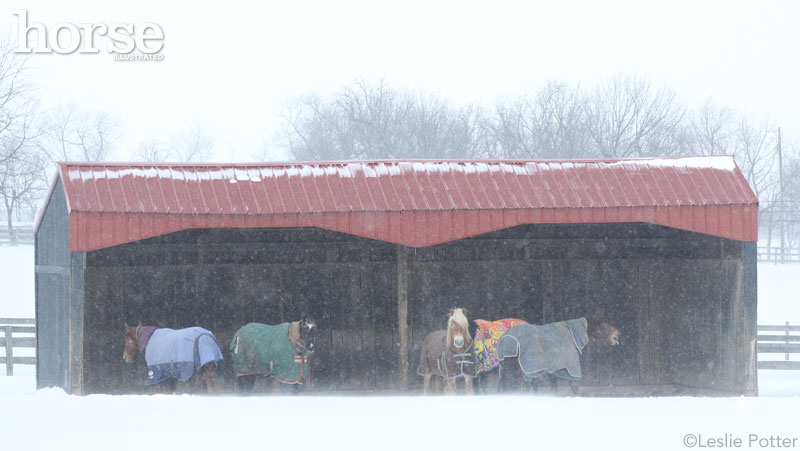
[446, 308, 471, 345]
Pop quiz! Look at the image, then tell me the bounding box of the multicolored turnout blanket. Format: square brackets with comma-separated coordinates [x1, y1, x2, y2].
[230, 322, 307, 384]
[496, 318, 589, 382]
[473, 318, 529, 373]
[143, 327, 224, 386]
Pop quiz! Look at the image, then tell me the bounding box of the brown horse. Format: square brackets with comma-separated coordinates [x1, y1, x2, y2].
[496, 312, 620, 395]
[417, 308, 478, 395]
[123, 323, 223, 394]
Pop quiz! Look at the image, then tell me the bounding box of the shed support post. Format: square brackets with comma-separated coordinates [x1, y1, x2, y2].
[397, 245, 409, 391]
[741, 242, 758, 396]
[69, 253, 86, 395]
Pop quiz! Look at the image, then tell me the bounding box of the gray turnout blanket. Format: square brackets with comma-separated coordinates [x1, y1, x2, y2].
[143, 327, 224, 386]
[496, 318, 588, 382]
[417, 330, 479, 379]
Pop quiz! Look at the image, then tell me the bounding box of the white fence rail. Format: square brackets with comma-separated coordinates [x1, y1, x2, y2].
[0, 318, 36, 376]
[757, 322, 800, 370]
[758, 247, 800, 263]
[0, 227, 34, 246]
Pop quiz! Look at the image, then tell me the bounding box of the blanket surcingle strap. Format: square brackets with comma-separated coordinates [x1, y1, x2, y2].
[230, 322, 307, 384]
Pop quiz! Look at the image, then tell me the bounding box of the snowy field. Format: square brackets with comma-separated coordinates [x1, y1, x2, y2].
[2, 245, 799, 450]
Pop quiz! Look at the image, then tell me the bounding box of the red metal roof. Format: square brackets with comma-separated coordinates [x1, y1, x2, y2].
[44, 157, 758, 252]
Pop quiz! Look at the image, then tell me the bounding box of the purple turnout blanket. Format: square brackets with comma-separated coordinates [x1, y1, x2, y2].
[143, 327, 223, 386]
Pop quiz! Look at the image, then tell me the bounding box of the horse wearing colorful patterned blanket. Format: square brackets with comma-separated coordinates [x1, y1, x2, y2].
[469, 318, 528, 394]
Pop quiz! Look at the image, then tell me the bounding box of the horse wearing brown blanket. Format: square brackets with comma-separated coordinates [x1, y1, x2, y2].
[417, 307, 478, 394]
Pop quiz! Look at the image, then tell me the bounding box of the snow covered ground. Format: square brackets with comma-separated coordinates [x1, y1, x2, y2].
[1, 245, 799, 450]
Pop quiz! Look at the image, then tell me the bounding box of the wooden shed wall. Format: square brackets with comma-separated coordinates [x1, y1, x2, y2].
[34, 178, 74, 391]
[75, 223, 755, 395]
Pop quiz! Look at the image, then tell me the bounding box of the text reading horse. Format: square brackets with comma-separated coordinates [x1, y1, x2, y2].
[417, 307, 478, 394]
[496, 313, 620, 394]
[123, 323, 224, 394]
[230, 318, 316, 394]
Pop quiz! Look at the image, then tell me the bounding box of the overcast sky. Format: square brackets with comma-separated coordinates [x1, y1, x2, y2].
[2, 0, 799, 161]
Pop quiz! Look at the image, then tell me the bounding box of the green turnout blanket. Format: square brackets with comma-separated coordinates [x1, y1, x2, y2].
[230, 323, 306, 384]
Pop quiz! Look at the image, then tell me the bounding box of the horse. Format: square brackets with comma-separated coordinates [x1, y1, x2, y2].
[230, 318, 316, 394]
[417, 307, 478, 395]
[123, 323, 223, 394]
[469, 318, 529, 394]
[496, 312, 620, 395]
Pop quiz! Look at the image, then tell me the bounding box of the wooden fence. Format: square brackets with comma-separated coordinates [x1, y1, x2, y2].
[757, 323, 800, 369]
[3, 318, 798, 375]
[0, 318, 36, 376]
[757, 246, 800, 263]
[0, 227, 34, 246]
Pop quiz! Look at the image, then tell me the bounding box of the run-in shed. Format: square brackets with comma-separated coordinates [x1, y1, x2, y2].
[34, 157, 758, 395]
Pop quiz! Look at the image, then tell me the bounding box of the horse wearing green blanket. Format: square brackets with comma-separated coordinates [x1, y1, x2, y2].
[230, 318, 316, 393]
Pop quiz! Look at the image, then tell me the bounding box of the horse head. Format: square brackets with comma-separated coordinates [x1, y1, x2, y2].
[587, 311, 620, 346]
[446, 307, 472, 353]
[123, 322, 142, 363]
[300, 318, 316, 355]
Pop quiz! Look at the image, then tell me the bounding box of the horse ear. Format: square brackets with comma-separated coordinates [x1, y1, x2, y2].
[125, 323, 130, 333]
[449, 308, 454, 316]
[137, 322, 142, 328]
[590, 310, 605, 322]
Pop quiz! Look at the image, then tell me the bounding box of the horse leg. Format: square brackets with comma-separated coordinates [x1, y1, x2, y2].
[423, 374, 432, 395]
[568, 380, 580, 396]
[201, 364, 220, 394]
[464, 376, 474, 395]
[237, 374, 256, 395]
[167, 379, 177, 394]
[445, 378, 457, 394]
[550, 375, 559, 394]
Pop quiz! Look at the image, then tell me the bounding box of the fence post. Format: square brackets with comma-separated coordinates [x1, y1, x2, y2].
[3, 325, 12, 376]
[786, 322, 791, 361]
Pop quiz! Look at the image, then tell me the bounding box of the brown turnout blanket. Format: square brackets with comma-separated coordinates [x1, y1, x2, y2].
[417, 330, 478, 379]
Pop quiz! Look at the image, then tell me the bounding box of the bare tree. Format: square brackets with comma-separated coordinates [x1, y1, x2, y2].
[488, 81, 589, 159]
[171, 123, 215, 162]
[134, 137, 174, 162]
[733, 115, 776, 201]
[584, 74, 686, 158]
[40, 103, 117, 163]
[0, 39, 49, 236]
[0, 143, 47, 239]
[781, 143, 800, 251]
[691, 100, 736, 156]
[278, 80, 485, 161]
[133, 125, 216, 163]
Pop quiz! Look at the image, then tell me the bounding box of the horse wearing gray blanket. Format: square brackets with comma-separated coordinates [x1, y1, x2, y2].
[496, 314, 620, 394]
